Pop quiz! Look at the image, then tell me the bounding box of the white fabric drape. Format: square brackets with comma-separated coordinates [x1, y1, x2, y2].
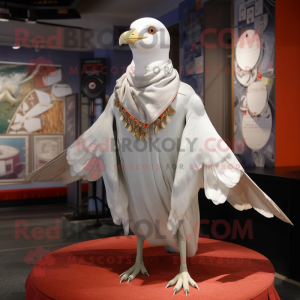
[114, 59, 179, 124]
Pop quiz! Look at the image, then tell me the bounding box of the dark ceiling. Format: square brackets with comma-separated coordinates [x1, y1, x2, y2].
[0, 0, 82, 22]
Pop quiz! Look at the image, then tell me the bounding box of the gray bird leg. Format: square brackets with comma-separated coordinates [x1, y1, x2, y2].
[165, 231, 199, 295]
[119, 237, 149, 283]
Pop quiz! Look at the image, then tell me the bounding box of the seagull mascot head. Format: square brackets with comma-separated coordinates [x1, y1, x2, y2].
[115, 17, 179, 126]
[119, 17, 171, 76]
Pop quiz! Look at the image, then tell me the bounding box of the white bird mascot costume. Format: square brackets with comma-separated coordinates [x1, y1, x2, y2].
[28, 17, 292, 295]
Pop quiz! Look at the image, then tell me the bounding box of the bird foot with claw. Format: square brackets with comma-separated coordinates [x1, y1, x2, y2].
[119, 263, 149, 283]
[165, 271, 199, 296]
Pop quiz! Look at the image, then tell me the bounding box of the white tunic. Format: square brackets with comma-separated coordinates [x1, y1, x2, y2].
[65, 81, 292, 258]
[114, 82, 201, 257]
[67, 81, 238, 257]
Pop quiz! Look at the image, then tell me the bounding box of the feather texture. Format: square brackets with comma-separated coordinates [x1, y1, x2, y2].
[168, 92, 293, 234]
[26, 150, 87, 184]
[26, 96, 130, 235]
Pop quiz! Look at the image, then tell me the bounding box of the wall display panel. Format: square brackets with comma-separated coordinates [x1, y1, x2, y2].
[0, 61, 72, 182]
[32, 135, 64, 171]
[0, 62, 71, 135]
[233, 0, 275, 167]
[0, 135, 30, 184]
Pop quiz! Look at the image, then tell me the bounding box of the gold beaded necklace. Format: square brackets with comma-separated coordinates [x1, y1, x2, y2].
[114, 94, 177, 141]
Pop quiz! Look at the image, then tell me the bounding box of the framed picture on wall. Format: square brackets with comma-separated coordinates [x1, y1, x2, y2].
[0, 61, 71, 135]
[0, 135, 30, 184]
[239, 4, 246, 22]
[32, 134, 64, 171]
[247, 6, 255, 24]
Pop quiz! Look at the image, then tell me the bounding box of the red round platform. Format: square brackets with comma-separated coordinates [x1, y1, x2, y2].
[25, 236, 280, 300]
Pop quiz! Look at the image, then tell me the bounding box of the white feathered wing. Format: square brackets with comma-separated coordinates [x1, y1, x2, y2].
[168, 93, 293, 234]
[27, 96, 130, 234]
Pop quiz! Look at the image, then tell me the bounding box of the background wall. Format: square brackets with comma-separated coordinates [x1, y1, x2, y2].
[94, 1, 183, 97]
[3, 0, 298, 194]
[275, 0, 300, 167]
[94, 48, 132, 97]
[0, 45, 93, 191]
[0, 0, 182, 194]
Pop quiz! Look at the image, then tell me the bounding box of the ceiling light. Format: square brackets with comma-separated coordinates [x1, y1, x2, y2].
[12, 46, 20, 49]
[0, 8, 10, 22]
[25, 10, 37, 24]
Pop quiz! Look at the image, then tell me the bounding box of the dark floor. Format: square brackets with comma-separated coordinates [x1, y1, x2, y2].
[0, 203, 124, 300]
[0, 204, 299, 300]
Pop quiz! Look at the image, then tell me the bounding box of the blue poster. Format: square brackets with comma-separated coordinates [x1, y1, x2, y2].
[233, 0, 275, 168]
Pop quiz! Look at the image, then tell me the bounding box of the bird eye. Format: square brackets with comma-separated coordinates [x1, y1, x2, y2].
[148, 26, 156, 34]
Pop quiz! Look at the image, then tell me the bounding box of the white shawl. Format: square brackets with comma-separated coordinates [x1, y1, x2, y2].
[114, 59, 179, 124]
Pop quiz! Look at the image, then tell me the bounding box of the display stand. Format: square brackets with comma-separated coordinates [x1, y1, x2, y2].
[70, 97, 110, 225]
[25, 237, 280, 300]
[71, 179, 109, 226]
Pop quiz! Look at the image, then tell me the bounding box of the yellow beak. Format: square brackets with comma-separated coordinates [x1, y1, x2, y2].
[119, 29, 147, 46]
